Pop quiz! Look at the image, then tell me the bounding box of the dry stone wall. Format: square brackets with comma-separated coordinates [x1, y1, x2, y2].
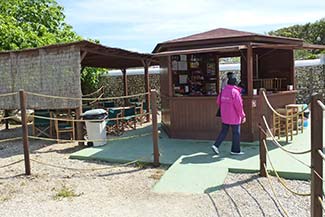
[99, 74, 160, 107]
[100, 65, 325, 105]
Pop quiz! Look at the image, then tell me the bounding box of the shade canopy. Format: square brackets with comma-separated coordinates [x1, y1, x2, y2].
[0, 40, 158, 69]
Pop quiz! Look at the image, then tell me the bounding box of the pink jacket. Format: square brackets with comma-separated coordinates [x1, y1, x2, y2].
[217, 85, 246, 125]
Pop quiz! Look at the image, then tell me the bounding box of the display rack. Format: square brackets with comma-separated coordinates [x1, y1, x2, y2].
[172, 54, 217, 96]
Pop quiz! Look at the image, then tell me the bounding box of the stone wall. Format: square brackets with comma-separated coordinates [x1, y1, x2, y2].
[296, 65, 325, 103]
[100, 65, 325, 105]
[99, 74, 160, 107]
[0, 46, 82, 109]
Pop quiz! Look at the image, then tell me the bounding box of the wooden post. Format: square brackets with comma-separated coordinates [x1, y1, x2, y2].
[122, 68, 128, 106]
[215, 56, 220, 94]
[246, 45, 253, 96]
[4, 110, 9, 130]
[19, 90, 31, 175]
[150, 89, 159, 167]
[75, 106, 84, 146]
[144, 61, 150, 122]
[311, 93, 323, 217]
[258, 89, 267, 177]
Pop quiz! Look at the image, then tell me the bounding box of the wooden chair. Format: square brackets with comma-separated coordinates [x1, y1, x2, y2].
[262, 79, 274, 90]
[273, 78, 282, 91]
[130, 101, 145, 126]
[106, 108, 123, 135]
[286, 104, 304, 135]
[98, 101, 115, 109]
[122, 106, 137, 130]
[273, 108, 294, 143]
[33, 110, 52, 137]
[53, 112, 75, 143]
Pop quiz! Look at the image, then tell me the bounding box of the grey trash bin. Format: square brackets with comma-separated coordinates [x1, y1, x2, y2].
[82, 109, 108, 147]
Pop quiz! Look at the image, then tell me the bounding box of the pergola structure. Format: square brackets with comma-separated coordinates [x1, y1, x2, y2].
[77, 40, 158, 118]
[0, 40, 158, 133]
[153, 28, 325, 142]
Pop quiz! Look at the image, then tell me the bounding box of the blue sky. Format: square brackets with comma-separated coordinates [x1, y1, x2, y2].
[57, 0, 325, 53]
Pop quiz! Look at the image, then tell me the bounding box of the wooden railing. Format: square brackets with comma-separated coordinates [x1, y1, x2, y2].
[253, 78, 286, 91]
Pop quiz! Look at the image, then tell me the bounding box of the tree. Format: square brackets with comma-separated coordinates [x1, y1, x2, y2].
[0, 0, 103, 94]
[269, 18, 325, 59]
[0, 0, 82, 50]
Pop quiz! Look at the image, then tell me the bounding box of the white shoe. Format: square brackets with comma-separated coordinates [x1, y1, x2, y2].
[211, 146, 219, 155]
[230, 151, 244, 155]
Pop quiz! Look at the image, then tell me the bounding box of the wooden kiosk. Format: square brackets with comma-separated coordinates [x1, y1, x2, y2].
[153, 28, 322, 142]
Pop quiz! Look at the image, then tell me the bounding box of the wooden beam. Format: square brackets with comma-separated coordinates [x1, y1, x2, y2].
[143, 60, 151, 122]
[247, 45, 253, 96]
[154, 45, 245, 57]
[216, 56, 220, 94]
[81, 47, 147, 61]
[150, 89, 160, 167]
[80, 51, 88, 62]
[121, 69, 128, 105]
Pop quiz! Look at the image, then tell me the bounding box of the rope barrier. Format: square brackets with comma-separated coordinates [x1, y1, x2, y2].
[82, 86, 104, 97]
[0, 115, 22, 121]
[317, 100, 325, 111]
[0, 159, 24, 169]
[88, 92, 105, 105]
[0, 137, 22, 143]
[313, 169, 324, 182]
[263, 140, 311, 196]
[262, 91, 310, 119]
[259, 127, 311, 170]
[263, 164, 289, 217]
[318, 196, 325, 211]
[26, 91, 149, 101]
[0, 92, 18, 97]
[28, 132, 154, 143]
[32, 112, 151, 123]
[30, 157, 146, 172]
[262, 116, 311, 155]
[318, 149, 325, 161]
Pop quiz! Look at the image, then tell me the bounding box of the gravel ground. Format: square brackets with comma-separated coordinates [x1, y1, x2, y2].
[0, 124, 312, 217]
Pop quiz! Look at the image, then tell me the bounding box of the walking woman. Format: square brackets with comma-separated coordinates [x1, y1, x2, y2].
[212, 77, 246, 155]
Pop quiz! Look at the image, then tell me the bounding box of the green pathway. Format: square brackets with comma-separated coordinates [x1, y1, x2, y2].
[70, 122, 322, 193]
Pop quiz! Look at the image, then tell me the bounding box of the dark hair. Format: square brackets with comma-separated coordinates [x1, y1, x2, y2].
[228, 77, 237, 85]
[226, 72, 234, 79]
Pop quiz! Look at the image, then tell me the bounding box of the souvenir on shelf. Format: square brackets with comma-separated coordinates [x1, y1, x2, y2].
[178, 61, 188, 71]
[207, 63, 216, 75]
[180, 55, 187, 61]
[172, 60, 178, 70]
[172, 53, 217, 96]
[189, 61, 200, 69]
[179, 74, 188, 84]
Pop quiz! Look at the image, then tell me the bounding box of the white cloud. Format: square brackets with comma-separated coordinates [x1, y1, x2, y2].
[60, 0, 325, 50]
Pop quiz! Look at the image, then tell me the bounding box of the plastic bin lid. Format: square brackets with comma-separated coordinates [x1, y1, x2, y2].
[81, 109, 107, 117]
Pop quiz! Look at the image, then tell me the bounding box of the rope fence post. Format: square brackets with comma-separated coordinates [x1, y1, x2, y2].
[311, 93, 323, 217]
[259, 88, 267, 177]
[150, 89, 160, 167]
[19, 89, 31, 175]
[75, 105, 84, 146]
